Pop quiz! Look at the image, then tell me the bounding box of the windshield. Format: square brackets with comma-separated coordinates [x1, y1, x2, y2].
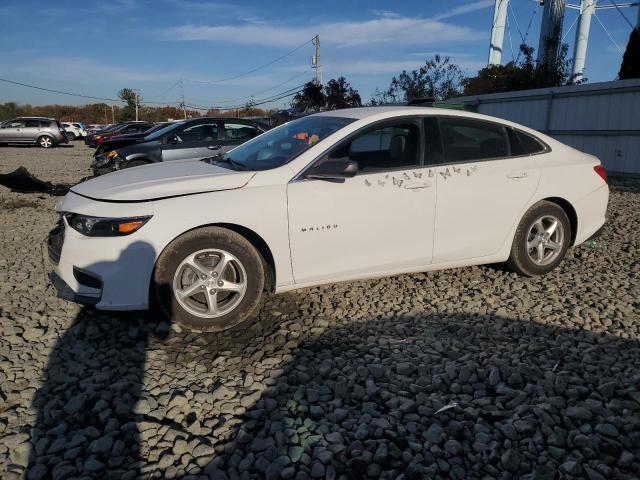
[210, 115, 355, 171]
[144, 122, 182, 141]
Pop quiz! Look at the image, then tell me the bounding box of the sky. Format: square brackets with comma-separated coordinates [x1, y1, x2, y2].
[0, 0, 637, 110]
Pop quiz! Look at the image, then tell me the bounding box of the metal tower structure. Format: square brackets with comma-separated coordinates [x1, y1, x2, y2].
[537, 0, 566, 65]
[488, 0, 510, 65]
[487, 0, 640, 80]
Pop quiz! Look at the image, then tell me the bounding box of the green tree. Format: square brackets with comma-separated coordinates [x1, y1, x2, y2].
[324, 77, 362, 110]
[463, 40, 580, 96]
[291, 82, 326, 112]
[371, 55, 464, 104]
[619, 27, 640, 80]
[117, 88, 140, 121]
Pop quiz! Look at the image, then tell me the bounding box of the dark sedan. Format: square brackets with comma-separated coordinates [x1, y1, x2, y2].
[85, 122, 154, 148]
[91, 117, 266, 175]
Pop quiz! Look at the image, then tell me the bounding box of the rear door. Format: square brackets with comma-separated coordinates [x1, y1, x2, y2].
[430, 116, 540, 263]
[161, 120, 222, 161]
[220, 121, 263, 153]
[0, 119, 24, 142]
[21, 119, 42, 142]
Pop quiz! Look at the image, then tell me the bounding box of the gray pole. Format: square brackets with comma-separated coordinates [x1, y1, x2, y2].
[537, 0, 566, 65]
[488, 0, 510, 65]
[180, 78, 187, 119]
[572, 0, 596, 81]
[134, 90, 139, 121]
[313, 35, 321, 86]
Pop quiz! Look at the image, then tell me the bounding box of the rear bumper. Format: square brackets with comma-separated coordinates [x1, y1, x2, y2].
[573, 184, 609, 245]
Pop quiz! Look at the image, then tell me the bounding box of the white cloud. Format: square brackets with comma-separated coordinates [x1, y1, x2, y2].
[3, 57, 179, 84]
[433, 0, 494, 20]
[165, 15, 484, 48]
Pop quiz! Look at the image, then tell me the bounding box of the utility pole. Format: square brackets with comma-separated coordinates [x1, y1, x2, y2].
[180, 78, 187, 119]
[572, 0, 596, 81]
[488, 0, 510, 65]
[111, 104, 115, 124]
[312, 35, 321, 86]
[537, 0, 566, 66]
[103, 105, 108, 125]
[134, 89, 140, 121]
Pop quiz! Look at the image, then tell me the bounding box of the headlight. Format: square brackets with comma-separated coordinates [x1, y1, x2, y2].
[106, 150, 118, 159]
[65, 214, 151, 237]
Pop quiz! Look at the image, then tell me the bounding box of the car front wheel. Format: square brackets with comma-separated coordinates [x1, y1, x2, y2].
[507, 201, 571, 276]
[37, 136, 54, 148]
[153, 227, 265, 331]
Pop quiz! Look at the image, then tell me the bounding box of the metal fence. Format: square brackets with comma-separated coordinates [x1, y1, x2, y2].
[451, 78, 640, 174]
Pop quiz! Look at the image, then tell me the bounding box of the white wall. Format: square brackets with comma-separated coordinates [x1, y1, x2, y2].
[452, 79, 640, 174]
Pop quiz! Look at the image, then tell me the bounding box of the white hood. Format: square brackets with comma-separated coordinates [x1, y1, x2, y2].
[71, 160, 255, 202]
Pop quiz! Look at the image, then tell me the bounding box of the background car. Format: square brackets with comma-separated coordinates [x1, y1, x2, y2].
[85, 121, 153, 147]
[0, 117, 68, 148]
[91, 118, 266, 175]
[61, 122, 87, 141]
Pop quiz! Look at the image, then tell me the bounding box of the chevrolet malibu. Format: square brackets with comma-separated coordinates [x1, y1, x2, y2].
[48, 107, 609, 331]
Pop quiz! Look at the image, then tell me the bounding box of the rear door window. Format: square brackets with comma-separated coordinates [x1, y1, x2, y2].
[516, 130, 546, 154]
[439, 117, 510, 163]
[223, 122, 261, 141]
[25, 119, 41, 128]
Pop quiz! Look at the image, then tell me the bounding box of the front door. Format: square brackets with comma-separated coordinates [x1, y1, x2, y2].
[287, 119, 437, 284]
[431, 116, 540, 263]
[162, 120, 223, 162]
[0, 119, 24, 142]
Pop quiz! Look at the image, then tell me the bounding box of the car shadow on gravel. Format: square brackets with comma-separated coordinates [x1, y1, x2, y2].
[196, 312, 640, 480]
[26, 286, 640, 479]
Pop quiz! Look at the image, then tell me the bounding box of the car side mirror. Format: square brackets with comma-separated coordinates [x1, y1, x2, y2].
[166, 134, 178, 145]
[305, 157, 358, 181]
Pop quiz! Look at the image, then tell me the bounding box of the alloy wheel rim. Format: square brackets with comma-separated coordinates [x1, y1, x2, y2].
[41, 138, 51, 147]
[172, 248, 248, 319]
[526, 215, 565, 266]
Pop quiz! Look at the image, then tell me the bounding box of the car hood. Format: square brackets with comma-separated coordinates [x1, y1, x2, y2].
[95, 135, 149, 155]
[71, 160, 255, 202]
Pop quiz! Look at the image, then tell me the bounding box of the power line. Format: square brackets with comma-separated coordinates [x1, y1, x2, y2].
[187, 68, 312, 106]
[0, 77, 123, 103]
[147, 79, 181, 100]
[593, 12, 624, 53]
[186, 37, 315, 84]
[186, 83, 306, 111]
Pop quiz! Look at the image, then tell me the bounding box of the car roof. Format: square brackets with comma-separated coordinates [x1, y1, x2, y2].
[313, 106, 495, 120]
[19, 116, 56, 120]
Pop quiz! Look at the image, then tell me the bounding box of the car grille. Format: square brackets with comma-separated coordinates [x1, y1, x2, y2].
[47, 218, 65, 265]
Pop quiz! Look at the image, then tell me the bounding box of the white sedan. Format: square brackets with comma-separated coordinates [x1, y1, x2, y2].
[48, 107, 609, 331]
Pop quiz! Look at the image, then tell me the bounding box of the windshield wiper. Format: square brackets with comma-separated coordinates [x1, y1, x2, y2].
[208, 156, 248, 171]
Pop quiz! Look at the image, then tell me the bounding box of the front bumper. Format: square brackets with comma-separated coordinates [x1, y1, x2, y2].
[47, 215, 157, 310]
[91, 154, 118, 176]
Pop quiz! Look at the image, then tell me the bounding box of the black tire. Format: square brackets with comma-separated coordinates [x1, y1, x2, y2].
[66, 132, 76, 141]
[37, 135, 54, 148]
[123, 159, 149, 169]
[507, 201, 571, 276]
[153, 227, 265, 331]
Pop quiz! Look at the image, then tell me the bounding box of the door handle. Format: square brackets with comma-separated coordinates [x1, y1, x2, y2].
[404, 182, 432, 190]
[507, 172, 529, 179]
[207, 145, 221, 150]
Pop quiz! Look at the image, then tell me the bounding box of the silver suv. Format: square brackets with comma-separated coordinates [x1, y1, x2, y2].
[0, 117, 68, 148]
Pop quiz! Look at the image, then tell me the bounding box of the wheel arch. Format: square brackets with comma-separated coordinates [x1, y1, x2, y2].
[541, 196, 578, 245]
[155, 222, 277, 293]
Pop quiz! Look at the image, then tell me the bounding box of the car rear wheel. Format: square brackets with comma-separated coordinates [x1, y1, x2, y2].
[66, 132, 76, 141]
[153, 227, 265, 331]
[507, 201, 571, 276]
[37, 136, 54, 148]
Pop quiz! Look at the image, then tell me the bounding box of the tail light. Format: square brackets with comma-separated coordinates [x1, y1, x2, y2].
[594, 165, 608, 184]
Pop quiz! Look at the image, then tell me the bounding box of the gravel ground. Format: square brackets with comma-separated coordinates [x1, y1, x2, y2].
[0, 145, 639, 480]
